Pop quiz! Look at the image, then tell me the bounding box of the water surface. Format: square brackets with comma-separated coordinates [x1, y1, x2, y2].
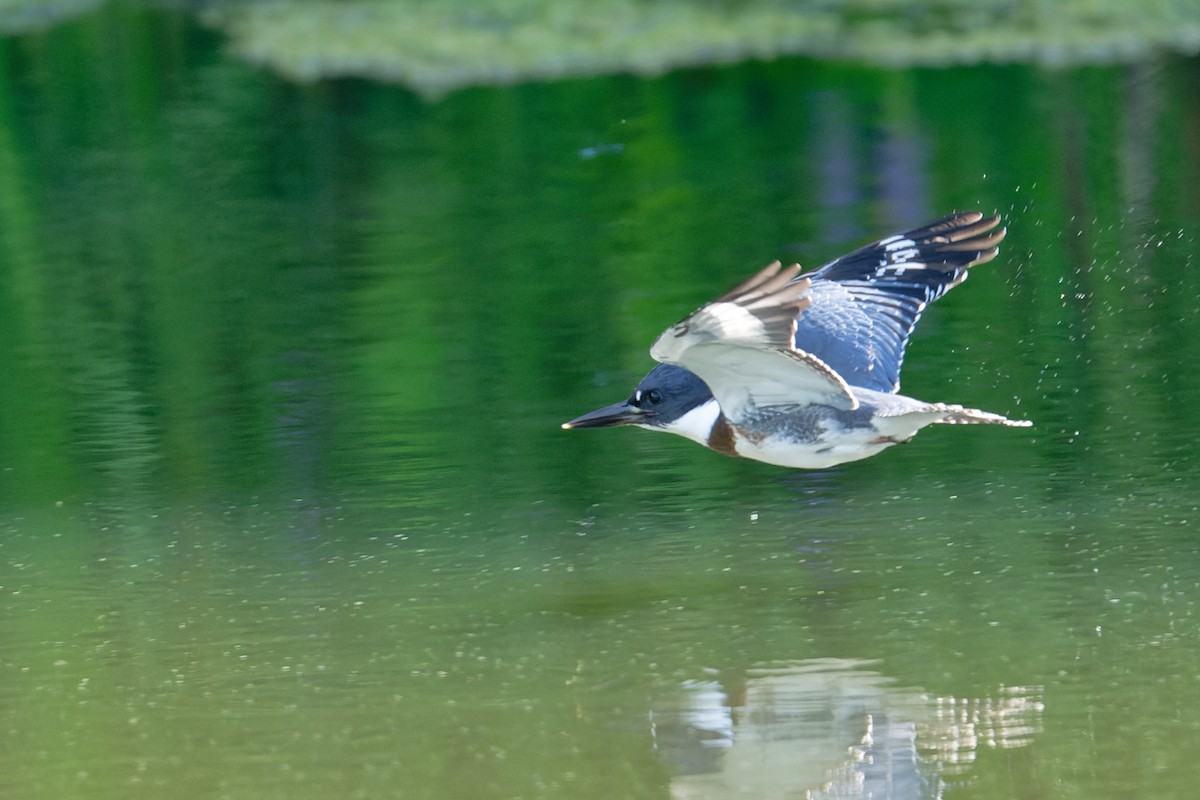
[1, 8, 1199, 800]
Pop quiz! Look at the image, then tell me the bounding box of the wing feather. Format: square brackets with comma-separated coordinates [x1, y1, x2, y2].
[651, 263, 857, 415]
[795, 212, 1006, 393]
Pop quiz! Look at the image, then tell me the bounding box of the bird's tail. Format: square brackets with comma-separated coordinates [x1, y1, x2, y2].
[929, 403, 1032, 427]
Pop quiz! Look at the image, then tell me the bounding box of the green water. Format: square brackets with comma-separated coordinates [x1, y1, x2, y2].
[1, 6, 1200, 800]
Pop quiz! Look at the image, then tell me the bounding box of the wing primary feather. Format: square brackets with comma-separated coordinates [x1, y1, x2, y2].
[935, 227, 1006, 253]
[969, 246, 1000, 266]
[715, 260, 784, 302]
[749, 263, 804, 300]
[936, 215, 1000, 242]
[716, 261, 804, 304]
[917, 211, 985, 237]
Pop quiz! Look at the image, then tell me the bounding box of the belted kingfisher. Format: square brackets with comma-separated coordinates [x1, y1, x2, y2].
[562, 212, 1031, 469]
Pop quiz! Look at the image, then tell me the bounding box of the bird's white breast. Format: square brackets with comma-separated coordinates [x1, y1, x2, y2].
[732, 431, 898, 469]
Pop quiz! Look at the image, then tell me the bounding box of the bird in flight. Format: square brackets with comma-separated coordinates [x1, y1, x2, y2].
[562, 212, 1030, 469]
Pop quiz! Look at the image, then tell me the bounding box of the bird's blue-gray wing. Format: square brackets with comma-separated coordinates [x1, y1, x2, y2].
[792, 212, 1005, 393]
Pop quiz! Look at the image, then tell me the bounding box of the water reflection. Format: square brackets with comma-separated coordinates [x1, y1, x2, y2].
[652, 660, 1043, 800]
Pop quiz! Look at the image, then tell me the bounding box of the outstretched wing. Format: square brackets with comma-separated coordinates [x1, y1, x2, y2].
[650, 261, 858, 417]
[795, 212, 1005, 393]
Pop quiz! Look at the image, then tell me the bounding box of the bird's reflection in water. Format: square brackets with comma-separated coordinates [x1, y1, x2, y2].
[650, 659, 1043, 800]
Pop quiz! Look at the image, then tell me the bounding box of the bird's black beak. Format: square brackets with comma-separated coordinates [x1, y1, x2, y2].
[561, 400, 648, 429]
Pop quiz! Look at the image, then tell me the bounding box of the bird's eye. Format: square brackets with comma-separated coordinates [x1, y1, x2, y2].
[646, 389, 663, 405]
